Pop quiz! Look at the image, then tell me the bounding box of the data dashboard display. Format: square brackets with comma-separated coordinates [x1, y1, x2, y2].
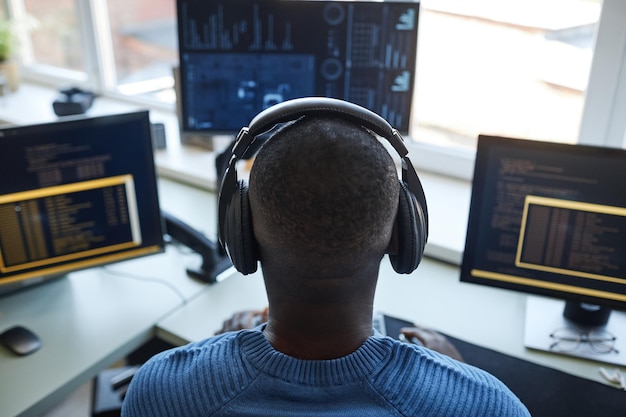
[177, 0, 420, 133]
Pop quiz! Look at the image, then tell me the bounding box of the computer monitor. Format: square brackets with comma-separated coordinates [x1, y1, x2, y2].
[461, 135, 626, 366]
[0, 111, 164, 296]
[176, 0, 419, 136]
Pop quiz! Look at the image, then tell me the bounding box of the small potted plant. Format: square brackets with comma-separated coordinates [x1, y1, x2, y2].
[0, 18, 20, 92]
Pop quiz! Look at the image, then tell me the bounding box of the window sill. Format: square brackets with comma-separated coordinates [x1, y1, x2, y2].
[0, 82, 470, 266]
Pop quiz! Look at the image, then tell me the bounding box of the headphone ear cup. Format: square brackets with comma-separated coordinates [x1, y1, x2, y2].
[389, 182, 424, 274]
[225, 180, 259, 274]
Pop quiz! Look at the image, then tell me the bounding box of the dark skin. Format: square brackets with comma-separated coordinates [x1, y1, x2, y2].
[243, 188, 387, 360]
[256, 240, 382, 359]
[262, 296, 376, 360]
[217, 310, 464, 362]
[216, 302, 376, 360]
[216, 302, 375, 361]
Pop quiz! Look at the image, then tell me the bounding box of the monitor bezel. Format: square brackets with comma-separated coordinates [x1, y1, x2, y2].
[461, 135, 626, 312]
[0, 111, 165, 296]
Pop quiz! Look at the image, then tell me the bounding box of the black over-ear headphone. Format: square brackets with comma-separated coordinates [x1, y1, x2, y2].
[218, 97, 428, 275]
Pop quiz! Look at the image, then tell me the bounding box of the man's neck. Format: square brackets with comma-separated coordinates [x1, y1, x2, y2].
[262, 303, 374, 360]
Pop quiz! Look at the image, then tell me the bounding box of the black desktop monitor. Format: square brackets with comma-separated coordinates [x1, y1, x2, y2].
[176, 0, 419, 136]
[0, 111, 164, 296]
[461, 135, 626, 366]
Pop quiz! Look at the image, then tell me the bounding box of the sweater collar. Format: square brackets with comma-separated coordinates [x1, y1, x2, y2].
[238, 327, 394, 385]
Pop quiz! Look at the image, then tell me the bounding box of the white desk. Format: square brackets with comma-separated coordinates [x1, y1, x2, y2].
[157, 269, 265, 346]
[0, 247, 209, 417]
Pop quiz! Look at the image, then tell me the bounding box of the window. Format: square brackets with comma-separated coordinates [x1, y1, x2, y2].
[12, 0, 178, 104]
[412, 1, 599, 149]
[4, 0, 625, 180]
[406, 0, 608, 179]
[23, 0, 86, 73]
[104, 0, 177, 102]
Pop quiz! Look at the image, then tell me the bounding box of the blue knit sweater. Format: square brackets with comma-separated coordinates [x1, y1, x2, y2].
[122, 327, 530, 416]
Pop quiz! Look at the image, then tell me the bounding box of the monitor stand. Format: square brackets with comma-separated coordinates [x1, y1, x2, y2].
[524, 296, 626, 366]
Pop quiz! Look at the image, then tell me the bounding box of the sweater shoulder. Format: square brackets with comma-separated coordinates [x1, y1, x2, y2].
[122, 331, 259, 417]
[370, 341, 530, 417]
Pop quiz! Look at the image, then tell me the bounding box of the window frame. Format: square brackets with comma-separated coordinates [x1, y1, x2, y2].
[577, 0, 626, 149]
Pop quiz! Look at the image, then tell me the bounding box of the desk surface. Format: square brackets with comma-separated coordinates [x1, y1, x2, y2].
[0, 247, 208, 417]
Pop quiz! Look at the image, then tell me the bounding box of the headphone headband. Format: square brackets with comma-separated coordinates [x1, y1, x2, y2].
[232, 97, 409, 161]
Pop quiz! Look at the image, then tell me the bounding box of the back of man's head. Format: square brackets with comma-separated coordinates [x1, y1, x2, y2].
[249, 115, 399, 278]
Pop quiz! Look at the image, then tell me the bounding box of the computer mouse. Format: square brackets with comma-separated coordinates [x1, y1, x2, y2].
[0, 325, 42, 356]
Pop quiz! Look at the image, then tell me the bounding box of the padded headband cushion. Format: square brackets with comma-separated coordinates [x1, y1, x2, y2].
[232, 97, 409, 161]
